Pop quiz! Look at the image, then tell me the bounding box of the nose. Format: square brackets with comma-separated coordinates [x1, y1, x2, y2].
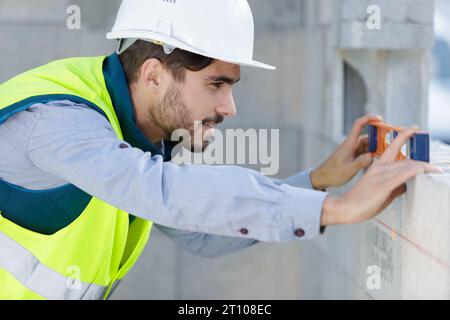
[216, 92, 237, 118]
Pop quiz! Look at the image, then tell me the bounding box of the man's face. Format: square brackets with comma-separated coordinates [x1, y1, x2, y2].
[149, 60, 240, 151]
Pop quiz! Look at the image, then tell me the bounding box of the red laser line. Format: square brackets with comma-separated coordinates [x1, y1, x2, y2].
[373, 218, 450, 271]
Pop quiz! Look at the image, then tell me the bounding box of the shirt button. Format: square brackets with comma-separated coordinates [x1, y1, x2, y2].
[119, 143, 129, 149]
[239, 228, 249, 235]
[294, 228, 305, 238]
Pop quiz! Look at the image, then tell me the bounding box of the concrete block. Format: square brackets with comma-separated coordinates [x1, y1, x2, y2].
[340, 0, 433, 24]
[341, 50, 387, 119]
[358, 205, 403, 299]
[340, 49, 429, 129]
[316, 0, 336, 26]
[385, 50, 429, 127]
[0, 26, 116, 84]
[406, 0, 434, 24]
[338, 0, 434, 49]
[248, 0, 303, 30]
[0, 25, 59, 82]
[341, 0, 406, 23]
[69, 0, 121, 31]
[78, 30, 117, 56]
[400, 169, 450, 299]
[338, 21, 434, 49]
[0, 0, 69, 24]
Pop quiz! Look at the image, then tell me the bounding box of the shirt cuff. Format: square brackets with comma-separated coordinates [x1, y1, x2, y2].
[280, 168, 317, 190]
[279, 184, 329, 241]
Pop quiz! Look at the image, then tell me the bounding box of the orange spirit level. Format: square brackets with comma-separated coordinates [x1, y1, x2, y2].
[368, 121, 430, 162]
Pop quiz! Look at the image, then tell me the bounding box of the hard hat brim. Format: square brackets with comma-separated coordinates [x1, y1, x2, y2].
[223, 58, 276, 71]
[106, 31, 276, 71]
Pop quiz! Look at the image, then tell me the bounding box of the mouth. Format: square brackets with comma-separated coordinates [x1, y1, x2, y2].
[201, 114, 224, 131]
[202, 120, 215, 130]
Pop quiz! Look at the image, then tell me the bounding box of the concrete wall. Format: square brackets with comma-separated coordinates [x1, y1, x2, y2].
[0, 0, 122, 82]
[1, 0, 446, 300]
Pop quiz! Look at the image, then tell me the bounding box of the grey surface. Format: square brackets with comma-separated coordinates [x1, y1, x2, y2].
[112, 226, 305, 300]
[0, 0, 436, 299]
[338, 0, 434, 49]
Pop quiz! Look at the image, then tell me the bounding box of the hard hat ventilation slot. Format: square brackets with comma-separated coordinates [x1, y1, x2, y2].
[116, 38, 138, 54]
[162, 44, 176, 55]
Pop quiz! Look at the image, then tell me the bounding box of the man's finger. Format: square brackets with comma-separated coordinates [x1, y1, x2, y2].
[379, 126, 419, 163]
[382, 159, 443, 174]
[348, 114, 383, 142]
[355, 134, 369, 156]
[374, 162, 422, 194]
[380, 161, 442, 187]
[381, 161, 442, 193]
[353, 152, 373, 170]
[393, 163, 426, 187]
[359, 134, 369, 143]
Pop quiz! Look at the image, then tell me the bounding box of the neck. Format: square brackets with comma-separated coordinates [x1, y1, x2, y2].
[129, 82, 167, 144]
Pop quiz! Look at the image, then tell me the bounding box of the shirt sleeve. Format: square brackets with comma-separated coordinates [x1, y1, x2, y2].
[277, 168, 327, 235]
[155, 168, 325, 258]
[27, 102, 329, 243]
[154, 223, 258, 258]
[155, 167, 323, 258]
[277, 168, 316, 189]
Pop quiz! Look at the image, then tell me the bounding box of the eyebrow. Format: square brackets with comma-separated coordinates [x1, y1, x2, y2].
[205, 75, 241, 85]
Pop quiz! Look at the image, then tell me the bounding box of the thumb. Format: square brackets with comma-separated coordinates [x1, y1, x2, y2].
[354, 153, 373, 170]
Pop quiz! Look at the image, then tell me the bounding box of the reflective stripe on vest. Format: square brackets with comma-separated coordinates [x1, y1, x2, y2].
[0, 231, 108, 300]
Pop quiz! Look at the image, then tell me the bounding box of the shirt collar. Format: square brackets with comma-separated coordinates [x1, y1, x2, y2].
[102, 53, 175, 161]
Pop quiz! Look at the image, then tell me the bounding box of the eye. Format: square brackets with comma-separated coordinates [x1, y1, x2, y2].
[211, 82, 223, 89]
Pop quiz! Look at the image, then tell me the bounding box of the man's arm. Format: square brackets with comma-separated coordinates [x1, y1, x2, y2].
[156, 168, 319, 257]
[27, 101, 328, 243]
[154, 165, 320, 257]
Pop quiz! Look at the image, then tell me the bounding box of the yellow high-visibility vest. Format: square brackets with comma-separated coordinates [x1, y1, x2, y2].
[0, 54, 152, 299]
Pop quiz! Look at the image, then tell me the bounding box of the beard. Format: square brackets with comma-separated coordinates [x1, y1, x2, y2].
[148, 83, 221, 152]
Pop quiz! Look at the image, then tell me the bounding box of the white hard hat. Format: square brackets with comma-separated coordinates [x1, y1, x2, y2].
[106, 0, 276, 70]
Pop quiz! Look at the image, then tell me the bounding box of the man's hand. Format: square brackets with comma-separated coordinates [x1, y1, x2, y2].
[310, 114, 382, 190]
[320, 125, 443, 226]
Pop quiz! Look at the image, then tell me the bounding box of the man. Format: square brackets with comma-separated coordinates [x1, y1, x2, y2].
[0, 0, 441, 300]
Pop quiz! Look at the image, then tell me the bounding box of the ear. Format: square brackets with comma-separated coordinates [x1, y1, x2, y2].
[139, 58, 164, 91]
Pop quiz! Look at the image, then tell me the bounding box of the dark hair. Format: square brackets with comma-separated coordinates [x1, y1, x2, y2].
[119, 39, 213, 83]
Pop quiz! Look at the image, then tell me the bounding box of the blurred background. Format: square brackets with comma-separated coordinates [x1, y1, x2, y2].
[430, 0, 450, 144]
[0, 0, 446, 299]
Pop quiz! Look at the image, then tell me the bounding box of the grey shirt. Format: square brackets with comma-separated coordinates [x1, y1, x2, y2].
[0, 100, 328, 257]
